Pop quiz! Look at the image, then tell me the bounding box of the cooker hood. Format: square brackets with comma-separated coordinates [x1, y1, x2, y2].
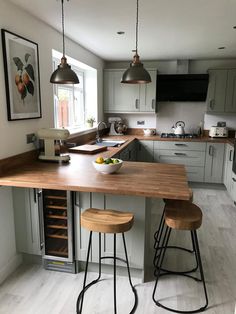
[156, 73, 209, 102]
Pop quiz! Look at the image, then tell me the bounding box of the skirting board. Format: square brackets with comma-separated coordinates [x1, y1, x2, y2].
[0, 253, 22, 284]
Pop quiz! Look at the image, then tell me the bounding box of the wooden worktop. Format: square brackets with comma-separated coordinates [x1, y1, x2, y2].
[0, 148, 190, 200]
[0, 132, 234, 201]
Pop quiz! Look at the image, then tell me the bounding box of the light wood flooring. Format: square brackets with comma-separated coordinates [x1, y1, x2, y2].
[0, 185, 236, 314]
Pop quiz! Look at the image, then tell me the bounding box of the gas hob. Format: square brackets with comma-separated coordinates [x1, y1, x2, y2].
[161, 133, 198, 139]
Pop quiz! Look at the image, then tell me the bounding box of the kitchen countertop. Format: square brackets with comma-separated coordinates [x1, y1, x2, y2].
[0, 133, 234, 201]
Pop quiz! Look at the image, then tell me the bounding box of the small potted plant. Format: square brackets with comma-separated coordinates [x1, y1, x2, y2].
[86, 117, 95, 128]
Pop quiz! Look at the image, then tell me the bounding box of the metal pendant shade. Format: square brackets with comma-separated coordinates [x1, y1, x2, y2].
[121, 0, 151, 84]
[50, 0, 79, 84]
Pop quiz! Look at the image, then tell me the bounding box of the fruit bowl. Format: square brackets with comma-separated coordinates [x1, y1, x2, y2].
[93, 158, 123, 174]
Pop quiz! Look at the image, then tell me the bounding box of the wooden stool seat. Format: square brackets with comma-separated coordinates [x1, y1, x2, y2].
[81, 208, 134, 234]
[165, 201, 202, 230]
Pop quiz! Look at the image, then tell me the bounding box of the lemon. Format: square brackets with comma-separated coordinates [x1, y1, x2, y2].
[95, 156, 104, 164]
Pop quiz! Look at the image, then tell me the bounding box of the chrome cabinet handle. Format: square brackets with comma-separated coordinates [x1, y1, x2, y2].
[135, 99, 139, 109]
[37, 189, 44, 250]
[209, 99, 214, 110]
[229, 149, 234, 161]
[151, 99, 155, 110]
[174, 152, 187, 156]
[175, 143, 187, 146]
[209, 145, 214, 156]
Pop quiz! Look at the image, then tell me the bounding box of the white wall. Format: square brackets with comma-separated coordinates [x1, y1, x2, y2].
[0, 0, 104, 283]
[105, 59, 236, 133]
[0, 0, 104, 159]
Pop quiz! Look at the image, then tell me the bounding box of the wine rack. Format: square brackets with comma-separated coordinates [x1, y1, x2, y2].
[43, 190, 70, 259]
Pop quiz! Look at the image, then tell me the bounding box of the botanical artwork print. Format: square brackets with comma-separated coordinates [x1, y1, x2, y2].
[9, 39, 38, 114]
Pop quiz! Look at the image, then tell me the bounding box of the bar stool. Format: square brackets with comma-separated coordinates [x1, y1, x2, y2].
[152, 201, 208, 313]
[76, 208, 138, 314]
[153, 189, 196, 272]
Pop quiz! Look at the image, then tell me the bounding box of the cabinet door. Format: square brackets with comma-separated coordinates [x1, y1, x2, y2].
[206, 69, 227, 113]
[231, 173, 236, 203]
[225, 69, 236, 113]
[13, 188, 41, 255]
[205, 143, 225, 183]
[104, 70, 139, 113]
[137, 140, 154, 162]
[223, 144, 234, 196]
[139, 70, 157, 112]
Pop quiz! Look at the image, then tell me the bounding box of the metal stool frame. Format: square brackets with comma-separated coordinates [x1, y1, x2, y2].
[152, 225, 208, 313]
[153, 208, 198, 276]
[76, 231, 138, 314]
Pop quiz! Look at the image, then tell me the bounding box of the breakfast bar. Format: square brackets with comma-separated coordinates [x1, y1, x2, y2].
[0, 148, 191, 281]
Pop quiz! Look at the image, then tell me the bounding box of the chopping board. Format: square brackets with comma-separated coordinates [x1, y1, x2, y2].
[69, 144, 107, 154]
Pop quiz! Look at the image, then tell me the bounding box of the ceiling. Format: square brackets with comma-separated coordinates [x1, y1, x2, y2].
[9, 0, 236, 61]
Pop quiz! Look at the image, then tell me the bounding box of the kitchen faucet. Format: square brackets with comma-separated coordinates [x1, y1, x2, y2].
[96, 121, 107, 142]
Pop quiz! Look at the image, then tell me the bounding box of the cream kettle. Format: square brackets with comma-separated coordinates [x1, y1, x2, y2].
[172, 121, 185, 135]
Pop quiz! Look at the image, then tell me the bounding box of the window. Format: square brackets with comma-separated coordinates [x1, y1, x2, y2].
[52, 51, 97, 133]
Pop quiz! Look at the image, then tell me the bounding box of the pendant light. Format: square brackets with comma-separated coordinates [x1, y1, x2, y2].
[121, 0, 151, 84]
[50, 0, 79, 84]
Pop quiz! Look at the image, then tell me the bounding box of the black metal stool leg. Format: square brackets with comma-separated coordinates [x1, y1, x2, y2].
[77, 231, 93, 313]
[153, 229, 209, 313]
[192, 230, 208, 311]
[76, 232, 102, 314]
[122, 233, 138, 314]
[113, 234, 117, 314]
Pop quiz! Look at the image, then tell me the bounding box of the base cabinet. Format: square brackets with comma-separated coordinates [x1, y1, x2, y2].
[223, 144, 234, 196]
[13, 188, 41, 255]
[74, 192, 146, 270]
[204, 143, 225, 183]
[137, 140, 154, 162]
[153, 141, 206, 182]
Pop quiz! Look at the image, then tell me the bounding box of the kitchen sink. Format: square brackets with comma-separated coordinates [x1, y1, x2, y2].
[92, 139, 126, 147]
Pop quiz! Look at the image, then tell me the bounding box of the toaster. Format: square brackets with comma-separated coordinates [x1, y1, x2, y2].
[209, 126, 228, 138]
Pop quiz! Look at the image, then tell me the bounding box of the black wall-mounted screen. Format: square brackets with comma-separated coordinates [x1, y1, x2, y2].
[156, 74, 209, 102]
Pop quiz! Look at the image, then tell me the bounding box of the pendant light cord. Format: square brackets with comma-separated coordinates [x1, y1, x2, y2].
[61, 0, 65, 57]
[135, 0, 139, 55]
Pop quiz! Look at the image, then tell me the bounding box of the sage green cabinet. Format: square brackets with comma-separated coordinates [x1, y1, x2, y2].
[13, 188, 41, 255]
[204, 143, 225, 183]
[137, 140, 154, 162]
[119, 141, 137, 161]
[223, 144, 234, 197]
[74, 192, 146, 271]
[153, 141, 206, 182]
[207, 68, 236, 113]
[104, 69, 157, 113]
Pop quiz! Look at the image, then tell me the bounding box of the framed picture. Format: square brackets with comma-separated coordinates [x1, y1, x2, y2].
[1, 29, 42, 120]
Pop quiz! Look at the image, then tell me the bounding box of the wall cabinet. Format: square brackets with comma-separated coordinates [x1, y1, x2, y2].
[137, 140, 154, 162]
[207, 68, 236, 113]
[13, 188, 41, 256]
[104, 69, 157, 113]
[223, 144, 234, 196]
[204, 143, 225, 183]
[153, 141, 206, 182]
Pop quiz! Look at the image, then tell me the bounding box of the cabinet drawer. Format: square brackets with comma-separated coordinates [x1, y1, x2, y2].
[154, 141, 206, 151]
[154, 150, 205, 167]
[186, 166, 205, 182]
[138, 140, 154, 149]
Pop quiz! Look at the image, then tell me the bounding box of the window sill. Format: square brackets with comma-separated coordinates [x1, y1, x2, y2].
[67, 126, 97, 139]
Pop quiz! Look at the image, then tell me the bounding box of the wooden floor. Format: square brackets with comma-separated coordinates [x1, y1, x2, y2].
[0, 185, 236, 314]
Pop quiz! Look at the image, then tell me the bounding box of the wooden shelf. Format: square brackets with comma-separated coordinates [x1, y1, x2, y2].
[46, 234, 68, 240]
[47, 224, 67, 230]
[45, 195, 67, 200]
[46, 214, 67, 220]
[46, 205, 67, 210]
[47, 249, 68, 257]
